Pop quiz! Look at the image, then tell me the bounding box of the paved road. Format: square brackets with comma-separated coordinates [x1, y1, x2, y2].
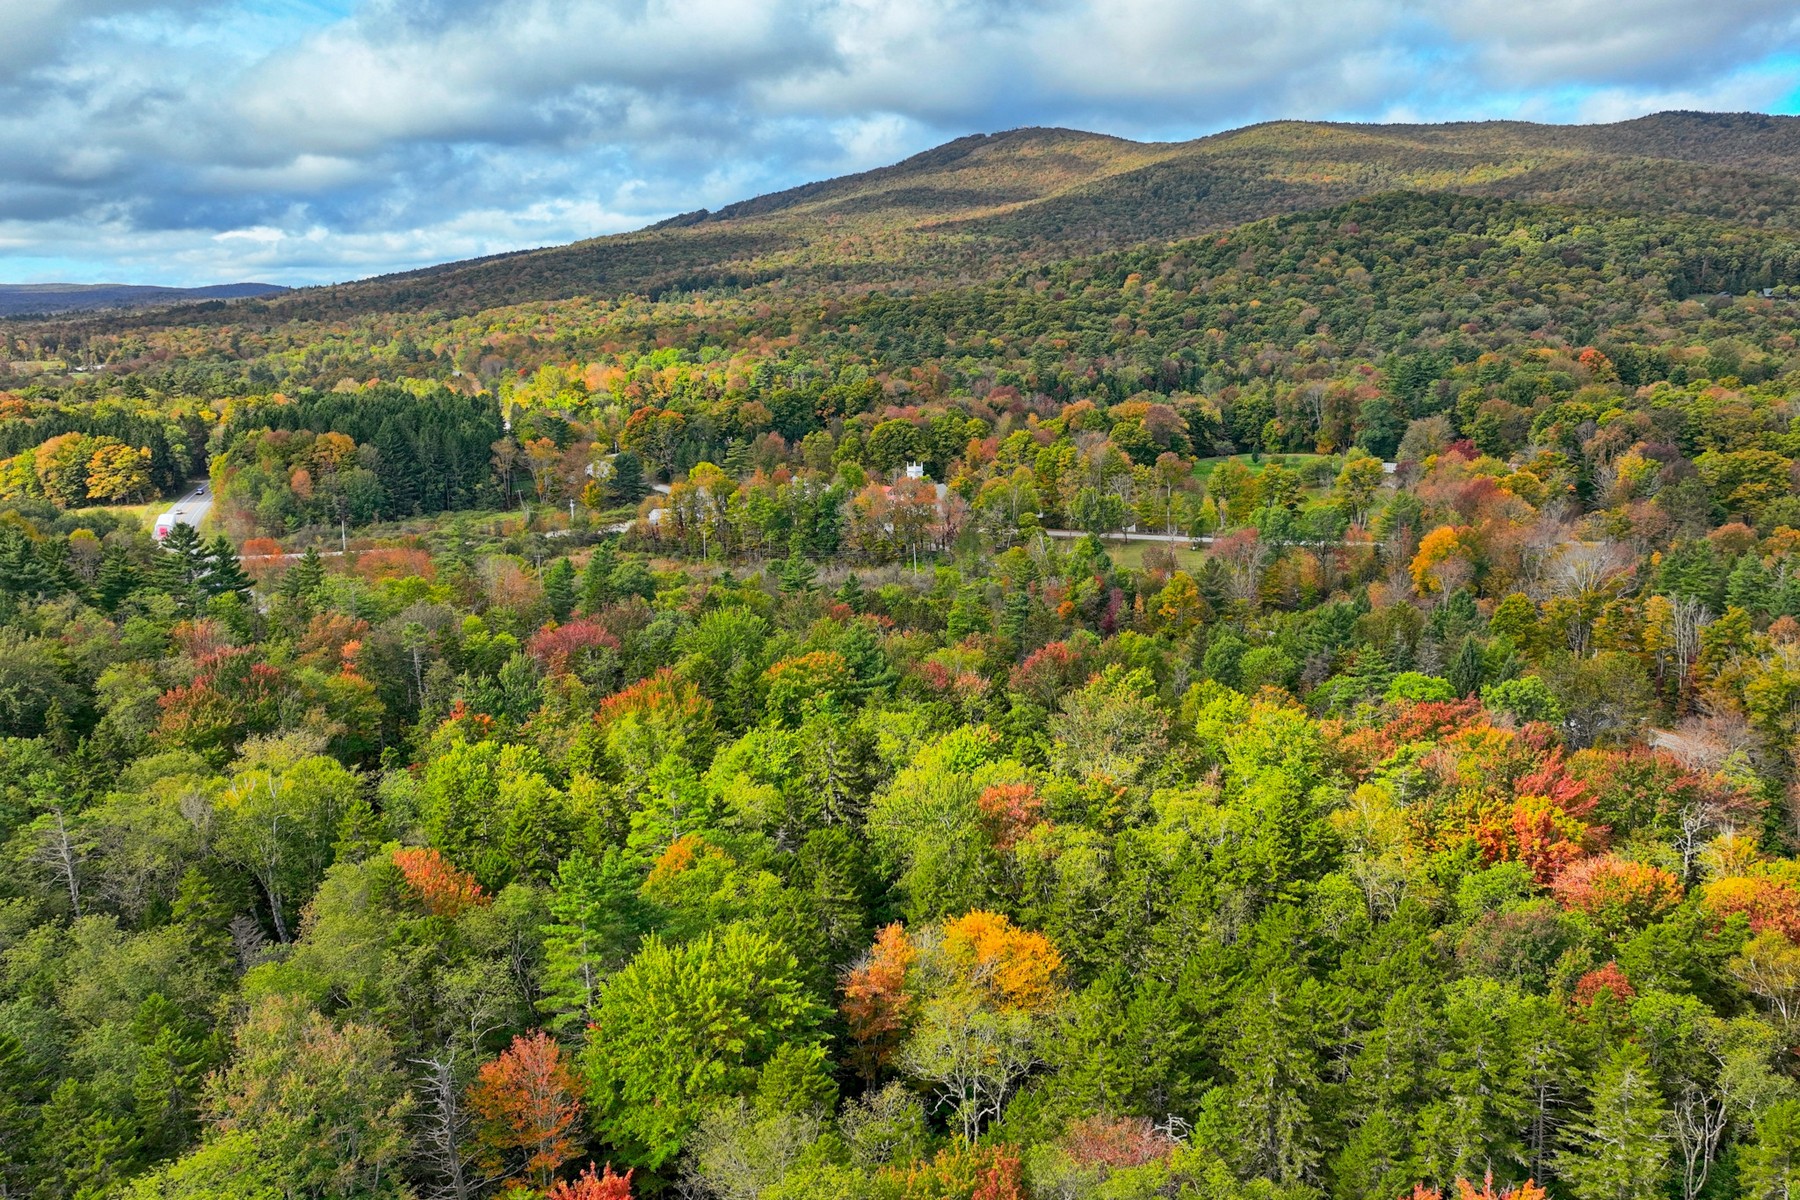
[154, 481, 213, 538]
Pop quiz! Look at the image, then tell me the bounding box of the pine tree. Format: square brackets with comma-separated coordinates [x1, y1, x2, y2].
[1744, 1099, 1800, 1200]
[1556, 1041, 1670, 1200]
[204, 534, 252, 601]
[539, 850, 651, 1031]
[999, 587, 1033, 655]
[155, 522, 211, 613]
[283, 545, 326, 602]
[779, 552, 817, 595]
[1448, 634, 1485, 698]
[579, 542, 617, 614]
[129, 994, 207, 1158]
[374, 421, 421, 517]
[839, 619, 897, 699]
[37, 1078, 140, 1200]
[0, 1031, 38, 1198]
[543, 558, 577, 622]
[1728, 552, 1774, 617]
[608, 451, 646, 504]
[92, 547, 139, 611]
[835, 571, 865, 613]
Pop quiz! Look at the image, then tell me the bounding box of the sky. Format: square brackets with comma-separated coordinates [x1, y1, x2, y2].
[3, 0, 1800, 288]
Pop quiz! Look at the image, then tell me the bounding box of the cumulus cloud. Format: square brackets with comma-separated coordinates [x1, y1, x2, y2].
[1, 0, 1798, 285]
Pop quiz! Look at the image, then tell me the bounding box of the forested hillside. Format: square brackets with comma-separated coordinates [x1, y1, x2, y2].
[11, 117, 1800, 1200]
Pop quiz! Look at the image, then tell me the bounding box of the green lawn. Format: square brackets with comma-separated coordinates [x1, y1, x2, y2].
[1089, 536, 1210, 573]
[1191, 452, 1336, 481]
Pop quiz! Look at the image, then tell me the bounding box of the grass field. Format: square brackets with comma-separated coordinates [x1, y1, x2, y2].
[85, 496, 169, 531]
[1191, 452, 1337, 482]
[1082, 536, 1210, 573]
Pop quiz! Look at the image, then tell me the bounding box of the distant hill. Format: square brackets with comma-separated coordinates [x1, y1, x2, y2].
[0, 282, 289, 318]
[37, 110, 1800, 326]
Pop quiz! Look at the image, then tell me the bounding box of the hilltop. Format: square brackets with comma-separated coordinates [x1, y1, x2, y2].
[74, 109, 1800, 325]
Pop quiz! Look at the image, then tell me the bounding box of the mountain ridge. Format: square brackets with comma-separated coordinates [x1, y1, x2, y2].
[0, 282, 290, 319]
[28, 110, 1800, 328]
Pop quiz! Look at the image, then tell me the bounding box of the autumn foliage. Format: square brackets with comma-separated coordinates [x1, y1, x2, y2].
[1574, 961, 1637, 1008]
[1701, 874, 1800, 940]
[546, 1162, 633, 1200]
[941, 910, 1063, 1012]
[1406, 1175, 1547, 1200]
[977, 782, 1044, 852]
[469, 1031, 585, 1187]
[1061, 1114, 1178, 1170]
[1552, 855, 1683, 934]
[391, 846, 489, 918]
[842, 923, 917, 1082]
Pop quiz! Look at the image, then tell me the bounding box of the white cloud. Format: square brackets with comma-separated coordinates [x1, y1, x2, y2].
[2, 0, 1799, 284]
[1434, 0, 1800, 87]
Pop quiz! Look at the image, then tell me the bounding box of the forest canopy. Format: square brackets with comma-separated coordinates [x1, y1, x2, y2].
[10, 130, 1800, 1200]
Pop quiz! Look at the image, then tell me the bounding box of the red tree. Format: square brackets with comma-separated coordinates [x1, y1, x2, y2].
[392, 846, 489, 918]
[547, 1162, 633, 1200]
[841, 923, 917, 1082]
[468, 1031, 584, 1187]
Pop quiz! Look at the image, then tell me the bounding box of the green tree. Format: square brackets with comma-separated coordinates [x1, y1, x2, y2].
[1556, 1041, 1670, 1200]
[1745, 1099, 1800, 1200]
[538, 849, 650, 1030]
[581, 923, 827, 1170]
[206, 995, 414, 1199]
[542, 557, 577, 622]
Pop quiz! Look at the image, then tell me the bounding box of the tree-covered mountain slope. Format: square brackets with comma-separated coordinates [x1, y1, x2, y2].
[187, 110, 1800, 320]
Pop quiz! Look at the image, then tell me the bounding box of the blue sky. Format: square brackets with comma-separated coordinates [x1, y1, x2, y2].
[4, 0, 1800, 288]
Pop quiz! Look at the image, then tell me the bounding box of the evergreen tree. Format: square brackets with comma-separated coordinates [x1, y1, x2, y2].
[282, 545, 326, 602]
[778, 552, 817, 595]
[835, 571, 865, 613]
[542, 557, 577, 622]
[839, 619, 897, 699]
[579, 541, 618, 614]
[204, 535, 252, 602]
[538, 850, 651, 1031]
[92, 547, 139, 611]
[0, 1032, 37, 1198]
[373, 421, 421, 517]
[1744, 1099, 1800, 1200]
[608, 451, 647, 504]
[1448, 634, 1485, 697]
[999, 586, 1033, 655]
[1728, 552, 1775, 617]
[36, 1078, 140, 1200]
[1556, 1041, 1670, 1200]
[154, 523, 211, 614]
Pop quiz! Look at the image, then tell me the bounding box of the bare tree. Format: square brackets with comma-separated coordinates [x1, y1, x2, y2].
[412, 1053, 479, 1200]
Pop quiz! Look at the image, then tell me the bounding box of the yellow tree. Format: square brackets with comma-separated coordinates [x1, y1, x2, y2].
[85, 442, 152, 503]
[1410, 524, 1474, 595]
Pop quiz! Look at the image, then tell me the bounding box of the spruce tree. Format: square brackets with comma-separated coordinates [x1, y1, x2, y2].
[579, 541, 617, 614]
[204, 534, 252, 601]
[608, 451, 647, 504]
[542, 557, 577, 622]
[1744, 1099, 1800, 1200]
[1556, 1041, 1670, 1200]
[283, 545, 326, 602]
[779, 552, 817, 595]
[1448, 634, 1485, 698]
[834, 571, 865, 613]
[155, 523, 210, 613]
[539, 850, 651, 1031]
[373, 421, 421, 517]
[0, 1032, 37, 1198]
[92, 547, 139, 611]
